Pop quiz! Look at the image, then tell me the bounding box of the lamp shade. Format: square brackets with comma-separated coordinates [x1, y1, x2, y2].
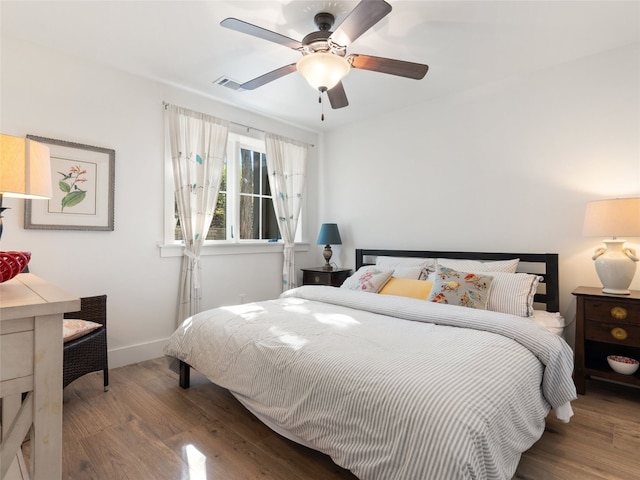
[583, 198, 640, 238]
[296, 53, 350, 90]
[0, 134, 52, 199]
[317, 223, 342, 245]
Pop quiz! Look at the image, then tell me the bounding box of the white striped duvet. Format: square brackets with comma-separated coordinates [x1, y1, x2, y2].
[164, 286, 577, 480]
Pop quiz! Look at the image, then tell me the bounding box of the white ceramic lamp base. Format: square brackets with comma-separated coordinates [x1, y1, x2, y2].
[592, 239, 639, 295]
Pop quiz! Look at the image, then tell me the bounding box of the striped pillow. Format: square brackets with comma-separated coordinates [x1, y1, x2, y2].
[485, 272, 541, 317]
[436, 258, 519, 274]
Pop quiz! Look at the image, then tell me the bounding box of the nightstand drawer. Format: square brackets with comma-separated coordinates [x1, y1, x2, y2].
[305, 272, 330, 285]
[301, 268, 352, 287]
[584, 298, 640, 326]
[585, 320, 640, 347]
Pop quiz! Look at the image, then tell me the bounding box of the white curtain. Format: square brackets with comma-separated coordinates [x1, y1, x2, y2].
[265, 133, 308, 291]
[167, 105, 229, 324]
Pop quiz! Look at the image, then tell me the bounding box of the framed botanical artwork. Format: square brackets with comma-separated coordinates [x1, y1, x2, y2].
[25, 135, 115, 231]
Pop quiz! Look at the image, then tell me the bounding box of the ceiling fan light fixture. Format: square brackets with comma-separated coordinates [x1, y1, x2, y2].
[296, 53, 350, 90]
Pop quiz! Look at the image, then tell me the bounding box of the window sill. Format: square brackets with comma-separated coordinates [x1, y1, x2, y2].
[158, 241, 310, 258]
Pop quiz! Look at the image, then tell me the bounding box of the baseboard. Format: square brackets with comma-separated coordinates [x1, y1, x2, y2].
[108, 338, 169, 369]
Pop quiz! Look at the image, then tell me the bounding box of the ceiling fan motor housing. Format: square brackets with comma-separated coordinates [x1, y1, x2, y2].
[302, 13, 346, 56]
[314, 12, 334, 31]
[302, 30, 332, 53]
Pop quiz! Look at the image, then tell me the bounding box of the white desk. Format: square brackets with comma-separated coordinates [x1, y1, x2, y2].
[0, 274, 79, 480]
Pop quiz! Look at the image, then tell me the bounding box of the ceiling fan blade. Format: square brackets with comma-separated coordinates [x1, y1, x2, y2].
[327, 82, 349, 109]
[240, 64, 297, 90]
[329, 0, 392, 47]
[221, 18, 302, 50]
[348, 54, 429, 79]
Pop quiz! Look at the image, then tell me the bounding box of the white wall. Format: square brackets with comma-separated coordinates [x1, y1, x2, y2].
[322, 43, 640, 345]
[0, 37, 320, 367]
[3, 35, 638, 362]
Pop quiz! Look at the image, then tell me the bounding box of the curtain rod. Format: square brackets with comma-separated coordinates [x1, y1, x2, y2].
[163, 101, 314, 147]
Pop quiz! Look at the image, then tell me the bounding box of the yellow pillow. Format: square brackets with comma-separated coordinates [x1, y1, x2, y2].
[378, 278, 433, 300]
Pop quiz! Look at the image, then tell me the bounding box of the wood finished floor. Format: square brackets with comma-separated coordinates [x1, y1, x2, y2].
[57, 357, 640, 480]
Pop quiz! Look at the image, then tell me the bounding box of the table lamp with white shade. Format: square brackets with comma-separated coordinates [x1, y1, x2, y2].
[0, 134, 52, 237]
[0, 134, 52, 282]
[583, 197, 640, 295]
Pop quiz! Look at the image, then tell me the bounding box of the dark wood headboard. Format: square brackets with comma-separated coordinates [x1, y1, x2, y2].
[355, 249, 559, 312]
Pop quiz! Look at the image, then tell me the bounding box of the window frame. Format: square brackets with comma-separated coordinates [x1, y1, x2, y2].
[161, 124, 306, 257]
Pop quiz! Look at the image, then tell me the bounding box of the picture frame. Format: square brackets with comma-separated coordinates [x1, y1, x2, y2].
[25, 135, 115, 231]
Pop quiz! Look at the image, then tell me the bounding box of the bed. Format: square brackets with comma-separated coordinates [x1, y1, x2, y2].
[164, 249, 576, 480]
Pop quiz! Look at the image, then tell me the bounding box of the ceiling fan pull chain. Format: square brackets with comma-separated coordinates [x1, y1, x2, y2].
[319, 87, 326, 121]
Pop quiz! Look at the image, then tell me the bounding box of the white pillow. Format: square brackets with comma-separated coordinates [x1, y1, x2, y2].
[484, 272, 540, 317]
[387, 266, 424, 279]
[531, 310, 566, 335]
[341, 266, 394, 293]
[375, 256, 435, 280]
[436, 258, 519, 274]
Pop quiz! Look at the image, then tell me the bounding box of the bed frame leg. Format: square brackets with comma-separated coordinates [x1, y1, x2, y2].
[179, 360, 191, 389]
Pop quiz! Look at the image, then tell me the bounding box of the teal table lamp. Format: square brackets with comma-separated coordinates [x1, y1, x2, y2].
[317, 223, 342, 270]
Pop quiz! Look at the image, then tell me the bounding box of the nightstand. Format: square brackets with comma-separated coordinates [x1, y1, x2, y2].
[302, 267, 352, 287]
[573, 286, 640, 394]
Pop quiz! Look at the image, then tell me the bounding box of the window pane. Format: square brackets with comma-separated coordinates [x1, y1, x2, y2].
[239, 194, 256, 239]
[175, 210, 183, 241]
[240, 148, 254, 195]
[219, 161, 227, 192]
[208, 192, 226, 240]
[262, 154, 271, 196]
[240, 195, 254, 240]
[253, 151, 262, 195]
[262, 198, 278, 239]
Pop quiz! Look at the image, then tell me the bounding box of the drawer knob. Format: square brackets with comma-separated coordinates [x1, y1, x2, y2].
[611, 327, 628, 341]
[610, 306, 628, 320]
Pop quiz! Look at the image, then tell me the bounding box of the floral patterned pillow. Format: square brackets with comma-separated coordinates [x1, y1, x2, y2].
[427, 266, 494, 309]
[340, 266, 394, 293]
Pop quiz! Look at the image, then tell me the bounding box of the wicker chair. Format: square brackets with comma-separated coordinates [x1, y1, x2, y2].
[63, 295, 109, 391]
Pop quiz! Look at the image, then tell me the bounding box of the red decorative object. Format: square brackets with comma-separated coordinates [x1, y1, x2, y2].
[608, 355, 639, 365]
[0, 251, 31, 283]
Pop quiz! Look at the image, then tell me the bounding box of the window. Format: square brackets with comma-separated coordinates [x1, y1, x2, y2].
[172, 130, 279, 243]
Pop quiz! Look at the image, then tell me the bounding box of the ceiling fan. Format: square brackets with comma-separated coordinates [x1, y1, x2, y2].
[220, 0, 429, 116]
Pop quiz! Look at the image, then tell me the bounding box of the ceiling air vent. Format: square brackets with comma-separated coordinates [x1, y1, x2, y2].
[214, 76, 242, 90]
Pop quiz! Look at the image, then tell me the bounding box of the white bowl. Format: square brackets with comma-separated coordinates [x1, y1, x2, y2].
[607, 355, 639, 375]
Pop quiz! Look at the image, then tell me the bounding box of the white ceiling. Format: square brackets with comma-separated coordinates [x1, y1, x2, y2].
[2, 1, 639, 132]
